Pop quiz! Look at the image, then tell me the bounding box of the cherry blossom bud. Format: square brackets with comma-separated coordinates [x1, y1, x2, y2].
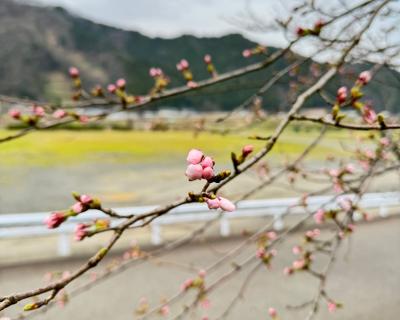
[187, 81, 198, 88]
[328, 302, 337, 313]
[380, 137, 390, 146]
[187, 149, 204, 164]
[206, 198, 220, 209]
[74, 223, 87, 241]
[345, 164, 355, 173]
[242, 144, 254, 157]
[53, 109, 67, 119]
[185, 164, 203, 181]
[218, 197, 236, 212]
[358, 71, 372, 85]
[181, 278, 193, 291]
[293, 259, 306, 270]
[283, 266, 293, 276]
[80, 194, 93, 204]
[180, 59, 189, 69]
[314, 19, 324, 30]
[337, 86, 347, 103]
[204, 54, 212, 64]
[149, 68, 158, 77]
[202, 166, 214, 180]
[313, 209, 325, 224]
[44, 211, 66, 229]
[69, 67, 80, 78]
[116, 78, 126, 89]
[242, 49, 252, 58]
[256, 247, 266, 258]
[267, 231, 277, 240]
[72, 202, 84, 214]
[296, 26, 305, 36]
[79, 115, 89, 123]
[8, 109, 21, 119]
[201, 156, 214, 168]
[33, 106, 45, 117]
[176, 62, 183, 71]
[107, 84, 117, 94]
[292, 245, 302, 255]
[362, 105, 377, 124]
[200, 298, 211, 309]
[198, 269, 207, 278]
[268, 307, 277, 318]
[160, 305, 170, 316]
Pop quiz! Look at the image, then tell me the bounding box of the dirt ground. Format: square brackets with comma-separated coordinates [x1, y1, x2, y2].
[1, 218, 399, 320]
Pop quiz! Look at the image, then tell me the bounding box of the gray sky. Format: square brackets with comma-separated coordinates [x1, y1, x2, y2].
[28, 0, 287, 46]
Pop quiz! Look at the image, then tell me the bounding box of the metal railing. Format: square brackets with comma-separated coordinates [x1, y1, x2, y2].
[0, 192, 398, 256]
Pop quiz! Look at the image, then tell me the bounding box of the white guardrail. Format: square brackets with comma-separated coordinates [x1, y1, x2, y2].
[0, 192, 399, 257]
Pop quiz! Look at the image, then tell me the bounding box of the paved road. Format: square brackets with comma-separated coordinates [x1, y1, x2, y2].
[1, 218, 399, 320]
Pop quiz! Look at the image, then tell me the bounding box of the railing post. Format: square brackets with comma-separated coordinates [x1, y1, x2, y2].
[220, 216, 230, 237]
[57, 232, 71, 257]
[379, 205, 388, 218]
[151, 223, 162, 245]
[273, 213, 284, 231]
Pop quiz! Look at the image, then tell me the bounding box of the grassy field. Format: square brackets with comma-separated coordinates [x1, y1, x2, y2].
[0, 126, 355, 167]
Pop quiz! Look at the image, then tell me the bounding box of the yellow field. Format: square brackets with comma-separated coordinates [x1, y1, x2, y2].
[0, 127, 354, 167]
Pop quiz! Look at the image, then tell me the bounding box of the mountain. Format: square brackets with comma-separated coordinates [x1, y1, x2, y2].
[1, 0, 399, 112]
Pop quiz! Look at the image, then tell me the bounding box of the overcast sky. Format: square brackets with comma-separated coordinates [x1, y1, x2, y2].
[27, 0, 287, 46]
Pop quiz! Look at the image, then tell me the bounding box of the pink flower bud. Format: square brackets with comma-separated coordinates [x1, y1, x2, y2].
[160, 305, 170, 316]
[187, 149, 204, 164]
[256, 247, 265, 258]
[107, 84, 117, 94]
[218, 197, 236, 212]
[336, 86, 347, 103]
[185, 164, 203, 181]
[206, 198, 220, 209]
[149, 68, 158, 77]
[53, 109, 67, 119]
[296, 26, 305, 36]
[180, 59, 189, 69]
[267, 231, 277, 240]
[116, 78, 126, 89]
[181, 278, 193, 291]
[242, 49, 252, 58]
[176, 62, 183, 71]
[345, 164, 355, 173]
[380, 137, 390, 146]
[202, 166, 214, 180]
[44, 212, 66, 229]
[292, 259, 306, 270]
[292, 245, 302, 255]
[201, 156, 214, 168]
[283, 267, 293, 276]
[314, 19, 324, 29]
[74, 223, 87, 241]
[69, 67, 80, 78]
[187, 81, 198, 88]
[33, 106, 45, 117]
[268, 307, 277, 318]
[72, 202, 84, 214]
[328, 302, 337, 313]
[313, 209, 325, 224]
[79, 115, 89, 123]
[242, 144, 254, 157]
[204, 54, 212, 64]
[358, 71, 371, 85]
[198, 269, 206, 278]
[80, 194, 93, 204]
[8, 109, 21, 119]
[362, 105, 377, 124]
